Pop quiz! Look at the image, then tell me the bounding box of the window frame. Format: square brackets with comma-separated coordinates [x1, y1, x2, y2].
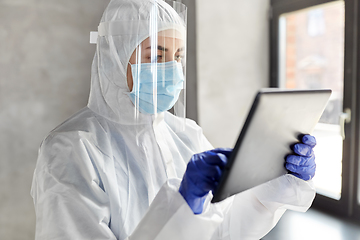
[270, 0, 360, 218]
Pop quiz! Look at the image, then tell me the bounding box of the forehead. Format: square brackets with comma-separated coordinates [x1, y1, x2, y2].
[141, 37, 184, 49]
[140, 30, 185, 49]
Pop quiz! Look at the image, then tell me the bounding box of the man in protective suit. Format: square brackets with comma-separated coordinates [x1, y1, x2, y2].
[31, 0, 317, 239]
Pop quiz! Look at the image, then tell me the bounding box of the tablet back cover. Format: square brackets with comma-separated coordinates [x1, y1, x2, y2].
[212, 89, 331, 203]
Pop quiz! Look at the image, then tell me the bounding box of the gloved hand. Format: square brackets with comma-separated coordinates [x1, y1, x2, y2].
[179, 148, 232, 214]
[286, 134, 317, 181]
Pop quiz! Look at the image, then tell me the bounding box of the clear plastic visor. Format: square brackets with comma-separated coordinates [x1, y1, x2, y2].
[127, 1, 187, 130]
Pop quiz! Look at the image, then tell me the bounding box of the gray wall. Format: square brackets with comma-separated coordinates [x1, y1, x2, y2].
[182, 0, 199, 121]
[0, 0, 109, 239]
[197, 0, 271, 148]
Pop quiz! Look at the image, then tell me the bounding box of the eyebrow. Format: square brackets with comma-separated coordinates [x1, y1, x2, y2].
[145, 46, 184, 52]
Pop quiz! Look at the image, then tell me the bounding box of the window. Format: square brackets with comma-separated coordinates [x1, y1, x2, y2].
[279, 1, 345, 200]
[270, 0, 360, 219]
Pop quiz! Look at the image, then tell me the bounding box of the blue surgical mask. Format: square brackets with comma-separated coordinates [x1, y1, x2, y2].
[128, 61, 185, 114]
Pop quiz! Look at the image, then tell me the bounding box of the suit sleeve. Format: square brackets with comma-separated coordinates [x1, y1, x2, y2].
[209, 174, 316, 240]
[127, 178, 227, 240]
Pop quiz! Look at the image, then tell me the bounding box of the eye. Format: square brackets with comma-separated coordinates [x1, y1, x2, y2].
[147, 55, 163, 63]
[157, 55, 163, 62]
[175, 55, 183, 62]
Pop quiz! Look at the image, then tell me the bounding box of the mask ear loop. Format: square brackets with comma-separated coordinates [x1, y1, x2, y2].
[129, 47, 145, 129]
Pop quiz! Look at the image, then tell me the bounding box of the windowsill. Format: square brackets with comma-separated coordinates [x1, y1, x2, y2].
[262, 207, 360, 239]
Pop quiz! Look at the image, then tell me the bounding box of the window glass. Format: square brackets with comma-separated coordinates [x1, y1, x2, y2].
[279, 1, 345, 200]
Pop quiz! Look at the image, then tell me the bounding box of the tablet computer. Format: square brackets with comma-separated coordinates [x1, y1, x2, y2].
[211, 88, 332, 203]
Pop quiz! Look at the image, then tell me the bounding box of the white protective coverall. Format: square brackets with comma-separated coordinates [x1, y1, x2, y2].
[31, 0, 316, 239]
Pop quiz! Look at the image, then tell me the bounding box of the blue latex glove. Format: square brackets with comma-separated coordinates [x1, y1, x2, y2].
[179, 148, 232, 214]
[286, 134, 317, 181]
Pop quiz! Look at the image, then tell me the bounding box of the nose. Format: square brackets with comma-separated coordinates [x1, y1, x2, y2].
[165, 53, 175, 62]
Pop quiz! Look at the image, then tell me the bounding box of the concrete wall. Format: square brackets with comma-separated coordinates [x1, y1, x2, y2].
[0, 0, 109, 239]
[197, 0, 271, 148]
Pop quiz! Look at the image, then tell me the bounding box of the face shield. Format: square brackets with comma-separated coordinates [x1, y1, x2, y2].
[97, 0, 187, 130]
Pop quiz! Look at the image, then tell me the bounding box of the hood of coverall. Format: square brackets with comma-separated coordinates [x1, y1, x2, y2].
[87, 0, 187, 125]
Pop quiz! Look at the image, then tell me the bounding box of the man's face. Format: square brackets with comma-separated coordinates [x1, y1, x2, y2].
[126, 31, 185, 91]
